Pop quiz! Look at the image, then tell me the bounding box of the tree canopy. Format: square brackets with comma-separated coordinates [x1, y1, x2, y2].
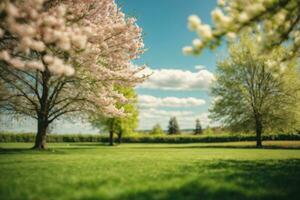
[0, 0, 146, 149]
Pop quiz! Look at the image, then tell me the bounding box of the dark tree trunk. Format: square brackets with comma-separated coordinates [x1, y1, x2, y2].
[117, 130, 122, 144]
[109, 130, 114, 146]
[33, 69, 50, 150]
[255, 116, 263, 148]
[33, 118, 48, 149]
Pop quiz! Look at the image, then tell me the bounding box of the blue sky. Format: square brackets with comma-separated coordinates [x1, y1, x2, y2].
[1, 0, 227, 133]
[119, 0, 227, 130]
[119, 0, 220, 68]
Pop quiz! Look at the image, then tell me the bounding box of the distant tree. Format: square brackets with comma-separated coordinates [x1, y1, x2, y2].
[90, 87, 138, 145]
[203, 126, 214, 135]
[150, 123, 164, 135]
[194, 119, 203, 134]
[168, 117, 180, 135]
[115, 88, 139, 144]
[210, 36, 300, 147]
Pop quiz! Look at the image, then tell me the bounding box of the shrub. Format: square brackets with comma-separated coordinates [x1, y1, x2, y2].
[1, 132, 300, 143]
[150, 123, 164, 135]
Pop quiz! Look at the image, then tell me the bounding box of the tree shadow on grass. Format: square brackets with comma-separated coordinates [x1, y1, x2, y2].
[0, 143, 118, 154]
[114, 159, 300, 200]
[0, 147, 66, 154]
[67, 143, 109, 147]
[54, 144, 122, 151]
[125, 144, 300, 150]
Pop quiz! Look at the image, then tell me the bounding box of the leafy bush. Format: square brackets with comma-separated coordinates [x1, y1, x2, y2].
[150, 123, 164, 135]
[0, 132, 300, 143]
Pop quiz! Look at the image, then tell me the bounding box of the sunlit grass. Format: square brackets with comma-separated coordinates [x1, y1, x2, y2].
[1, 141, 300, 200]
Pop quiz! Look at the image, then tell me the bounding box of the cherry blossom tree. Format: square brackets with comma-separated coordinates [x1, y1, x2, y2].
[0, 0, 146, 149]
[183, 0, 300, 60]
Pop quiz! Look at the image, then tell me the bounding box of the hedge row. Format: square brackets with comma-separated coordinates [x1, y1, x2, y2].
[1, 132, 300, 143]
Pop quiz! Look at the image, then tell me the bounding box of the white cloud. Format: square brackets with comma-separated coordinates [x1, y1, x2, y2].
[138, 95, 206, 108]
[194, 65, 206, 70]
[140, 108, 193, 118]
[139, 66, 215, 90]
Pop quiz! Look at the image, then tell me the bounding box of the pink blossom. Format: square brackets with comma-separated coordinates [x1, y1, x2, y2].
[0, 0, 147, 117]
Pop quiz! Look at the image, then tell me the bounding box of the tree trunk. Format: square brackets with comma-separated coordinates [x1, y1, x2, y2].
[109, 130, 114, 146]
[117, 130, 122, 144]
[33, 119, 48, 149]
[255, 116, 263, 148]
[33, 69, 50, 150]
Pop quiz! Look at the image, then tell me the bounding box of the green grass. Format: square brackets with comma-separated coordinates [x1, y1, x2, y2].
[1, 141, 300, 200]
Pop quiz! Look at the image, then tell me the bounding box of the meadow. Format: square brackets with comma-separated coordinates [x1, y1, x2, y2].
[1, 141, 300, 200]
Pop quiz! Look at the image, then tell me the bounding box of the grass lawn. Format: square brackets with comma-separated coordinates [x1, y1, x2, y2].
[1, 141, 300, 200]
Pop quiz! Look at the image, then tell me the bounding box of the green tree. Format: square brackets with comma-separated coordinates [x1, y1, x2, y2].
[90, 87, 138, 145]
[194, 119, 203, 135]
[150, 123, 164, 135]
[210, 36, 300, 147]
[203, 126, 213, 135]
[168, 117, 180, 135]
